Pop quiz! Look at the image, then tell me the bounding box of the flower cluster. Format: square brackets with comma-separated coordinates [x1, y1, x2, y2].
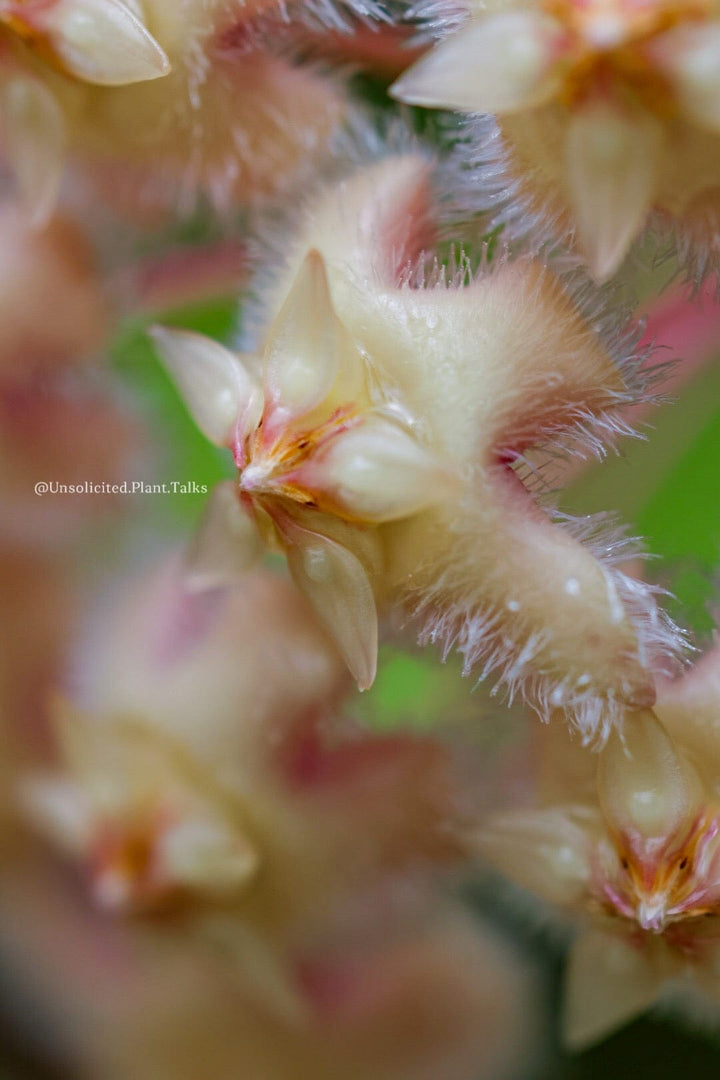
[394, 0, 720, 280]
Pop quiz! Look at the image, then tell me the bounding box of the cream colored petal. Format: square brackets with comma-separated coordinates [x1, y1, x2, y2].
[564, 928, 662, 1048]
[0, 77, 65, 228]
[565, 103, 662, 282]
[475, 807, 595, 907]
[263, 249, 349, 423]
[159, 816, 259, 895]
[149, 326, 263, 446]
[390, 12, 563, 114]
[598, 708, 702, 843]
[185, 480, 264, 591]
[300, 415, 455, 524]
[40, 0, 170, 86]
[653, 22, 720, 134]
[281, 517, 377, 690]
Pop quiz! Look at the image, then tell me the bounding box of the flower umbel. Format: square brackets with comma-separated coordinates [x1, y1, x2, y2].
[154, 153, 685, 734]
[393, 0, 720, 280]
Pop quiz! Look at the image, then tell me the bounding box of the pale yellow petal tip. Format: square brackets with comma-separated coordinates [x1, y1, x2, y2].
[390, 13, 561, 115]
[46, 0, 171, 87]
[149, 324, 261, 447]
[160, 817, 260, 894]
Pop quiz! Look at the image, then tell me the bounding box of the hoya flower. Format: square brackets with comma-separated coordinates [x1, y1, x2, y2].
[21, 559, 345, 915]
[0, 0, 347, 224]
[153, 153, 682, 740]
[0, 865, 536, 1080]
[111, 916, 536, 1080]
[477, 705, 720, 1047]
[22, 559, 465, 939]
[392, 0, 720, 281]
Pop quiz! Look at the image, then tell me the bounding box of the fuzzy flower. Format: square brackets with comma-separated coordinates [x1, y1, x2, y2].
[392, 0, 720, 281]
[477, 702, 720, 1047]
[0, 0, 348, 224]
[21, 559, 465, 943]
[104, 915, 536, 1080]
[153, 153, 682, 740]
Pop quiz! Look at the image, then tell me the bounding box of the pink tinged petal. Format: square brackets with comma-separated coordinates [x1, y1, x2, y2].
[149, 326, 263, 447]
[158, 816, 259, 895]
[389, 12, 563, 114]
[263, 249, 362, 427]
[281, 518, 377, 690]
[300, 415, 455, 524]
[598, 709, 703, 845]
[475, 807, 595, 908]
[564, 928, 663, 1048]
[652, 23, 720, 134]
[0, 77, 65, 228]
[565, 103, 662, 282]
[185, 480, 264, 591]
[39, 0, 171, 86]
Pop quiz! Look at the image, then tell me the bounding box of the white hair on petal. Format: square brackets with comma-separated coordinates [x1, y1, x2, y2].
[405, 510, 688, 747]
[398, 0, 471, 41]
[436, 113, 571, 262]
